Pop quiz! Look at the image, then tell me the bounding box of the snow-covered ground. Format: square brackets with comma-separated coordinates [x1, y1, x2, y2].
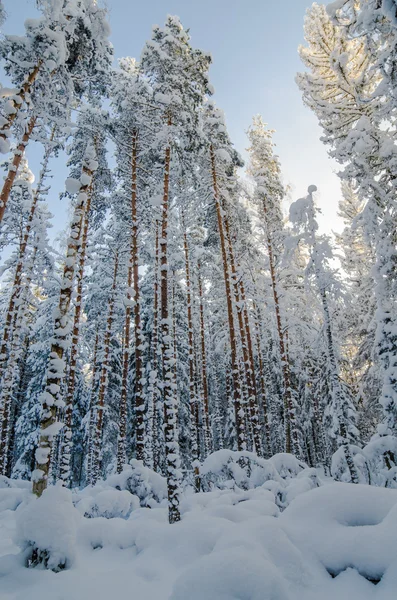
[0, 454, 396, 600]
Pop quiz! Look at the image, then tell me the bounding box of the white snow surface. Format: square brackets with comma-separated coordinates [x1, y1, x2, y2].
[0, 460, 396, 599]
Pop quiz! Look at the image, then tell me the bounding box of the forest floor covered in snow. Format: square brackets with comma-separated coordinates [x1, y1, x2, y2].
[0, 452, 396, 600]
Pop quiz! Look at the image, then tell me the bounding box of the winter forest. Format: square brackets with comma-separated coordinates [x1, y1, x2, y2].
[0, 0, 396, 598]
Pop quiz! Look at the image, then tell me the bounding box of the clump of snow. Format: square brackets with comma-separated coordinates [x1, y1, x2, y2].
[105, 459, 168, 507]
[199, 449, 282, 491]
[15, 484, 80, 571]
[281, 483, 397, 585]
[75, 488, 140, 520]
[65, 177, 81, 195]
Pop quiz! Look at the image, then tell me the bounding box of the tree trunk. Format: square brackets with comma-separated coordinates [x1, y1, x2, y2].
[130, 131, 145, 463]
[239, 277, 263, 457]
[183, 230, 200, 481]
[252, 299, 271, 457]
[117, 130, 140, 471]
[0, 115, 37, 222]
[262, 199, 298, 455]
[32, 148, 94, 497]
[197, 261, 211, 455]
[0, 61, 42, 147]
[91, 250, 119, 485]
[87, 328, 100, 486]
[223, 211, 262, 456]
[0, 271, 34, 475]
[320, 289, 359, 483]
[148, 221, 161, 472]
[0, 126, 56, 385]
[210, 144, 246, 451]
[60, 178, 93, 485]
[160, 117, 181, 524]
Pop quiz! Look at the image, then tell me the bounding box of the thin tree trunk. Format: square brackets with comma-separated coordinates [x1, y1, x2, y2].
[0, 115, 37, 222]
[239, 277, 263, 456]
[0, 242, 37, 474]
[320, 289, 359, 483]
[129, 131, 145, 463]
[117, 131, 139, 471]
[160, 116, 181, 524]
[183, 229, 200, 483]
[252, 299, 271, 456]
[197, 261, 211, 455]
[262, 199, 298, 454]
[210, 144, 245, 451]
[0, 127, 55, 382]
[0, 61, 42, 146]
[32, 148, 94, 497]
[6, 336, 30, 476]
[91, 250, 119, 485]
[223, 211, 261, 456]
[149, 222, 161, 472]
[60, 180, 93, 484]
[87, 328, 100, 486]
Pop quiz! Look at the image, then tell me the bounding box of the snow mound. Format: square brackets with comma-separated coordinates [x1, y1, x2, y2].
[15, 485, 80, 571]
[281, 483, 397, 585]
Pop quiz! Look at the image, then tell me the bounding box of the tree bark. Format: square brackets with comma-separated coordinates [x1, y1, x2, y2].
[32, 149, 94, 497]
[60, 177, 93, 485]
[223, 210, 262, 455]
[0, 126, 55, 382]
[183, 229, 200, 478]
[262, 199, 298, 455]
[0, 115, 37, 222]
[160, 116, 181, 524]
[148, 221, 161, 472]
[252, 299, 272, 457]
[0, 61, 41, 146]
[117, 130, 140, 471]
[197, 261, 211, 455]
[91, 250, 119, 485]
[210, 144, 246, 451]
[87, 328, 100, 486]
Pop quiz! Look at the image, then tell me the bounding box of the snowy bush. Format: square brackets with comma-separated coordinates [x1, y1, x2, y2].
[199, 450, 282, 492]
[268, 453, 308, 479]
[331, 445, 369, 484]
[105, 459, 168, 507]
[15, 485, 80, 571]
[331, 429, 397, 488]
[362, 427, 397, 488]
[75, 488, 140, 520]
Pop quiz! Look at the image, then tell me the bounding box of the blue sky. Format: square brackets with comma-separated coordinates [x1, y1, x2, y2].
[3, 0, 342, 238]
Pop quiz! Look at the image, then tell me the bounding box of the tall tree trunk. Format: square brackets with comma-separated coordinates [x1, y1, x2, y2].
[0, 240, 37, 473]
[129, 131, 145, 463]
[210, 144, 246, 451]
[239, 277, 263, 456]
[0, 129, 55, 393]
[160, 117, 181, 524]
[117, 130, 140, 471]
[0, 61, 42, 147]
[87, 328, 100, 486]
[148, 221, 161, 472]
[197, 261, 211, 455]
[223, 211, 262, 456]
[91, 250, 119, 485]
[320, 288, 359, 483]
[262, 199, 298, 455]
[183, 229, 200, 480]
[252, 299, 271, 457]
[0, 115, 37, 222]
[59, 180, 93, 484]
[6, 336, 30, 477]
[32, 148, 95, 497]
